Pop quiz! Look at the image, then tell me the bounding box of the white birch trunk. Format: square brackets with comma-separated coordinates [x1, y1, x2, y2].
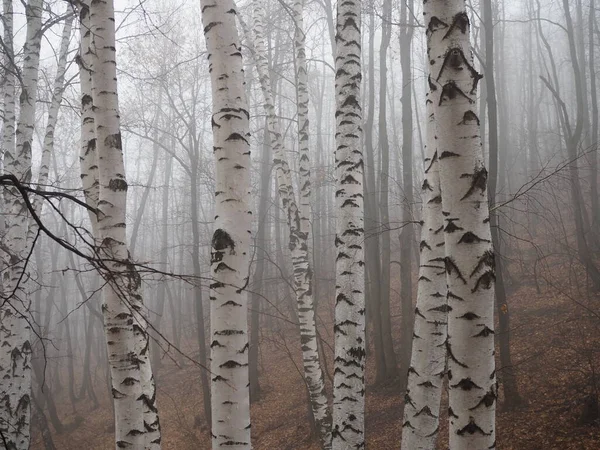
[0, 1, 43, 447]
[87, 0, 161, 447]
[27, 13, 73, 230]
[200, 1, 252, 448]
[332, 0, 366, 448]
[293, 0, 312, 253]
[0, 0, 16, 174]
[251, 3, 331, 445]
[427, 0, 497, 447]
[400, 51, 447, 450]
[36, 14, 73, 196]
[77, 2, 99, 231]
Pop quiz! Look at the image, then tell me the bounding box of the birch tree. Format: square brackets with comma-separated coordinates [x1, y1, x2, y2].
[200, 1, 252, 448]
[401, 14, 448, 449]
[249, 3, 331, 446]
[427, 0, 497, 447]
[84, 0, 162, 447]
[332, 0, 366, 447]
[0, 1, 43, 447]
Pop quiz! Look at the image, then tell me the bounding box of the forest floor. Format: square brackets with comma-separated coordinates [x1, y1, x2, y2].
[32, 256, 600, 449]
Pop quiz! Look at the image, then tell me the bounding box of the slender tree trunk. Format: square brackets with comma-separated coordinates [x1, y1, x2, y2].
[251, 4, 332, 445]
[190, 160, 211, 426]
[250, 121, 271, 402]
[130, 102, 162, 257]
[482, 0, 522, 410]
[0, 1, 43, 446]
[590, 0, 600, 230]
[427, 1, 497, 447]
[363, 4, 386, 384]
[200, 1, 252, 448]
[398, 0, 415, 391]
[332, 1, 366, 447]
[561, 0, 600, 289]
[87, 0, 161, 446]
[152, 154, 172, 370]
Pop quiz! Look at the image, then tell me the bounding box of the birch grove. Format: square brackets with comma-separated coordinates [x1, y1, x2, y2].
[1, 0, 600, 448]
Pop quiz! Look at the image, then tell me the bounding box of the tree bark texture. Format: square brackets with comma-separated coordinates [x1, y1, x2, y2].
[332, 0, 366, 447]
[200, 1, 252, 448]
[426, 0, 497, 447]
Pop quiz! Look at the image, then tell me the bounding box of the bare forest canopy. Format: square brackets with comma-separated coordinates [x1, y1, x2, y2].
[1, 0, 600, 449]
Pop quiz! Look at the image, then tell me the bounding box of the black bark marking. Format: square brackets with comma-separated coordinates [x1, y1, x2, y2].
[472, 270, 496, 292]
[447, 291, 464, 301]
[424, 151, 438, 174]
[444, 219, 463, 233]
[461, 166, 488, 200]
[471, 250, 495, 276]
[108, 178, 127, 191]
[459, 110, 480, 125]
[440, 151, 460, 159]
[458, 231, 490, 244]
[415, 406, 437, 418]
[473, 325, 494, 337]
[212, 229, 235, 252]
[428, 304, 452, 313]
[445, 257, 467, 284]
[443, 12, 470, 39]
[439, 81, 474, 105]
[428, 17, 449, 35]
[446, 340, 468, 368]
[105, 133, 122, 150]
[452, 377, 482, 391]
[469, 388, 497, 410]
[457, 417, 490, 436]
[458, 312, 480, 320]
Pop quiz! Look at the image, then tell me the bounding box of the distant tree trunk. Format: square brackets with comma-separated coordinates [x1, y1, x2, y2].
[482, 0, 522, 410]
[130, 102, 162, 257]
[151, 153, 172, 370]
[332, 0, 366, 447]
[398, 0, 415, 391]
[364, 3, 386, 384]
[249, 121, 271, 402]
[87, 0, 161, 447]
[427, 1, 497, 447]
[190, 158, 211, 426]
[0, 0, 16, 169]
[560, 0, 600, 289]
[0, 1, 43, 446]
[378, 0, 398, 380]
[200, 1, 252, 448]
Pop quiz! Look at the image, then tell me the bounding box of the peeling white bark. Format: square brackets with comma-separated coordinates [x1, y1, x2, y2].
[332, 0, 366, 448]
[200, 1, 252, 448]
